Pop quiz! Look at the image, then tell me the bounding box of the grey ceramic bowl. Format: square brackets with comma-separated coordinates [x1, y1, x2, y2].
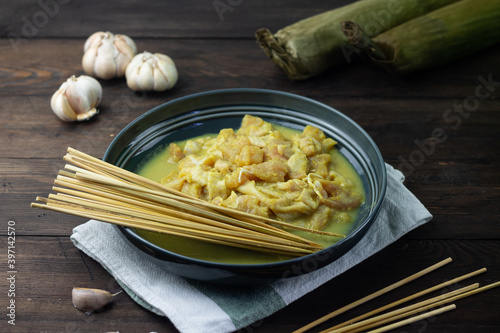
[103, 88, 387, 285]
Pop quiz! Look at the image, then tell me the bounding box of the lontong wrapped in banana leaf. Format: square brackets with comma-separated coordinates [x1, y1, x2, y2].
[342, 0, 500, 75]
[255, 0, 458, 80]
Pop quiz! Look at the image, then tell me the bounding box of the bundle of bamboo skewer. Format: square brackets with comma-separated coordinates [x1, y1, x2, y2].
[292, 257, 500, 333]
[31, 148, 346, 257]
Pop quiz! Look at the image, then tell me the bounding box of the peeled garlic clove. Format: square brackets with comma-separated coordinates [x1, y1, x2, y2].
[126, 51, 178, 92]
[82, 31, 137, 79]
[72, 287, 121, 314]
[50, 75, 102, 122]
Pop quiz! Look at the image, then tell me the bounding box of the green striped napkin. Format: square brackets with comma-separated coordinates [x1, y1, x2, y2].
[71, 164, 432, 333]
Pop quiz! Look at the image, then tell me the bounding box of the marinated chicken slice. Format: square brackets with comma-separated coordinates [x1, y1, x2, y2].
[234, 145, 264, 166]
[205, 172, 229, 201]
[287, 152, 308, 179]
[216, 191, 270, 217]
[243, 159, 290, 183]
[238, 114, 273, 136]
[234, 195, 269, 217]
[183, 140, 202, 155]
[168, 143, 184, 162]
[309, 153, 331, 178]
[307, 175, 363, 211]
[306, 205, 331, 230]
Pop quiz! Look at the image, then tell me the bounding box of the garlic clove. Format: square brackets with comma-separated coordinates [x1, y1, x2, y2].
[51, 85, 77, 122]
[93, 39, 118, 80]
[156, 53, 178, 91]
[114, 35, 138, 77]
[153, 67, 169, 92]
[50, 75, 102, 122]
[156, 54, 178, 91]
[115, 36, 137, 77]
[72, 287, 121, 314]
[82, 31, 137, 79]
[138, 58, 155, 90]
[125, 51, 178, 92]
[114, 34, 137, 54]
[65, 76, 100, 112]
[83, 31, 104, 52]
[82, 44, 99, 78]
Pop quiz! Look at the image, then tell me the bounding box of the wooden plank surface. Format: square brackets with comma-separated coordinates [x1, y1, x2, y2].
[1, 0, 351, 38]
[0, 0, 499, 332]
[0, 237, 498, 332]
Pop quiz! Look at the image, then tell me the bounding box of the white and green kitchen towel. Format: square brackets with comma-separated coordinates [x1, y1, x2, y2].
[71, 164, 432, 333]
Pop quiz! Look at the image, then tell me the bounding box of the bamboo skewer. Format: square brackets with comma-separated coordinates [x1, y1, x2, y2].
[322, 283, 479, 333]
[65, 150, 346, 238]
[326, 267, 487, 331]
[32, 198, 314, 256]
[54, 169, 322, 247]
[45, 192, 320, 252]
[33, 147, 349, 256]
[347, 280, 500, 333]
[293, 266, 499, 333]
[66, 147, 182, 193]
[33, 200, 316, 256]
[54, 173, 308, 243]
[291, 257, 453, 333]
[366, 304, 457, 333]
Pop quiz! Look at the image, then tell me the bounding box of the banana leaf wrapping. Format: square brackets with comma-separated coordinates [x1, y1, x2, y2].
[255, 0, 458, 80]
[342, 0, 500, 75]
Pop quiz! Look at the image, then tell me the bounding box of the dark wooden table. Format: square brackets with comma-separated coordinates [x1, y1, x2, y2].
[1, 0, 499, 332]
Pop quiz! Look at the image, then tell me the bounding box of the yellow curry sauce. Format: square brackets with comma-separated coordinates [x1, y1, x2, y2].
[136, 115, 365, 264]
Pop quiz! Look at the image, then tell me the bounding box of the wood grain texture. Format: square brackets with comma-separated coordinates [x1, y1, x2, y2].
[0, 237, 497, 332]
[0, 0, 499, 332]
[1, 0, 350, 38]
[0, 38, 498, 160]
[1, 39, 499, 98]
[255, 239, 500, 333]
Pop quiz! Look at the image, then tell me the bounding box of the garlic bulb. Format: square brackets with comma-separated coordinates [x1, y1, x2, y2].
[82, 31, 137, 79]
[50, 75, 102, 122]
[126, 51, 178, 92]
[72, 287, 121, 314]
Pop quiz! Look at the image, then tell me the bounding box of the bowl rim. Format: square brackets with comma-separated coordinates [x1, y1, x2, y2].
[103, 88, 387, 271]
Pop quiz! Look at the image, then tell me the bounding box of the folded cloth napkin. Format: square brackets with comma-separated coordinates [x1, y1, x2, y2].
[71, 163, 432, 333]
